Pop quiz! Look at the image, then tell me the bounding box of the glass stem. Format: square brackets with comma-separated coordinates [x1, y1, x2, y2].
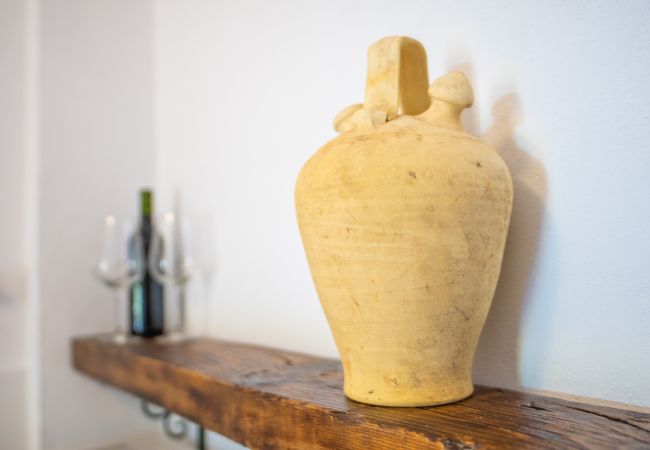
[176, 283, 186, 334]
[113, 287, 127, 341]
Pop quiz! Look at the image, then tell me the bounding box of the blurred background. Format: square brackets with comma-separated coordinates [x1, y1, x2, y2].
[1, 0, 649, 448]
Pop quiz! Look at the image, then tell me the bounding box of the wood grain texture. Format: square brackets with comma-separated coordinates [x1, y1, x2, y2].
[72, 336, 650, 449]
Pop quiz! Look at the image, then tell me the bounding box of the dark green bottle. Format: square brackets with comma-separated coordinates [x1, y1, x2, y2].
[130, 190, 164, 337]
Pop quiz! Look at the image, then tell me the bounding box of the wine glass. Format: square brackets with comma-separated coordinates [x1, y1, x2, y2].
[192, 213, 216, 335]
[149, 212, 195, 340]
[93, 215, 144, 343]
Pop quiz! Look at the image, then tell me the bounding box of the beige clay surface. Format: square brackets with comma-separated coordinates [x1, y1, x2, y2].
[296, 36, 513, 406]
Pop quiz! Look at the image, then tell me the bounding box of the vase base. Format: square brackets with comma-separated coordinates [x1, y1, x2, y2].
[344, 383, 474, 407]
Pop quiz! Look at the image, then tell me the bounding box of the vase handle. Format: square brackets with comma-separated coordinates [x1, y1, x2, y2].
[363, 36, 430, 119]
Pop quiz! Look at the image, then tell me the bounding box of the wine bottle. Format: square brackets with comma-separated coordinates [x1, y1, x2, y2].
[130, 190, 165, 337]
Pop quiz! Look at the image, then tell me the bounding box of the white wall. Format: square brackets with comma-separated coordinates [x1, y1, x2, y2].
[155, 0, 650, 409]
[37, 0, 167, 448]
[0, 0, 30, 447]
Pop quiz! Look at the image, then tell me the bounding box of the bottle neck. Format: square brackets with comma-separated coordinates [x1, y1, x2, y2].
[140, 215, 151, 230]
[140, 190, 153, 226]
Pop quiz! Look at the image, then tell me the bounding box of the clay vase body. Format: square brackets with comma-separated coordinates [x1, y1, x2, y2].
[295, 36, 513, 407]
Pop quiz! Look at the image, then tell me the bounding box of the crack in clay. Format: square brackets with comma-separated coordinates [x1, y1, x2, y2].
[453, 305, 470, 321]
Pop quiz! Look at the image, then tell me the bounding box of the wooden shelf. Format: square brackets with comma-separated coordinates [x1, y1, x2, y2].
[72, 335, 650, 449]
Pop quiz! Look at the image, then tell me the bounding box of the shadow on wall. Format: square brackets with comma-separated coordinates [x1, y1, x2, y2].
[475, 92, 547, 388]
[451, 62, 548, 388]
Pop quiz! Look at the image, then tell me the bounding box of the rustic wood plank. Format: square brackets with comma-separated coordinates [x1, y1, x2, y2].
[72, 335, 650, 450]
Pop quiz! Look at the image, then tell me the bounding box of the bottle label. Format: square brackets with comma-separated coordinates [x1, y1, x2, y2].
[131, 284, 145, 334]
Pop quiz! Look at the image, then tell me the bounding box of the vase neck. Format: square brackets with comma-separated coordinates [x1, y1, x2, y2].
[419, 100, 465, 131]
[418, 71, 474, 132]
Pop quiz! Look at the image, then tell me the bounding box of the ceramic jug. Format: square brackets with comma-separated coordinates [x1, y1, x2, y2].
[295, 36, 513, 407]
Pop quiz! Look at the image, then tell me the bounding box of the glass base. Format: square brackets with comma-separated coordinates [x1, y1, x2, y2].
[111, 332, 128, 344]
[103, 330, 146, 345]
[155, 331, 190, 343]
